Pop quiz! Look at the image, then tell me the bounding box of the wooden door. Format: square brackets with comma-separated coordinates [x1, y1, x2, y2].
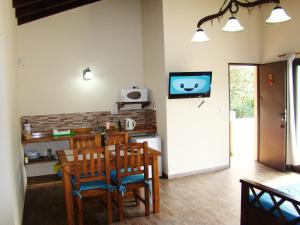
[258, 61, 287, 172]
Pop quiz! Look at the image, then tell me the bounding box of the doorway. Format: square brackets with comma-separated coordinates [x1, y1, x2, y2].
[229, 64, 258, 161]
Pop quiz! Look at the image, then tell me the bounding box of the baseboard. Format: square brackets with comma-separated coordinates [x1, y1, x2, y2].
[288, 164, 300, 173]
[161, 172, 169, 179]
[163, 164, 229, 179]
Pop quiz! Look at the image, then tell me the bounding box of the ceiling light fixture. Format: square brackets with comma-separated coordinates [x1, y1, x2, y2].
[192, 0, 291, 43]
[222, 16, 244, 32]
[191, 28, 210, 42]
[266, 6, 291, 23]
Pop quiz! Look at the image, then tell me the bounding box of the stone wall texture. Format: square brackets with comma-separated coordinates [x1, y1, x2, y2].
[21, 109, 156, 132]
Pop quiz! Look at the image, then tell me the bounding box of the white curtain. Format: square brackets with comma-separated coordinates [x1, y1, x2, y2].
[296, 62, 300, 165]
[286, 54, 299, 165]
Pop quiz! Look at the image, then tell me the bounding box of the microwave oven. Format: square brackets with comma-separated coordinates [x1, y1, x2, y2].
[121, 88, 148, 102]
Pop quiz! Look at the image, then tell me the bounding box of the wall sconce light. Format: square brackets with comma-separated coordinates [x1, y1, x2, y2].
[83, 67, 93, 80]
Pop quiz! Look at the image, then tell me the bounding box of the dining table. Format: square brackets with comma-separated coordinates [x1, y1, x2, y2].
[57, 147, 161, 225]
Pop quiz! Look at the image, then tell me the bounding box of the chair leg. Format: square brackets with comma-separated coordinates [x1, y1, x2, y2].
[106, 192, 112, 224]
[134, 189, 141, 206]
[117, 192, 124, 221]
[112, 191, 118, 210]
[144, 187, 150, 216]
[76, 197, 84, 225]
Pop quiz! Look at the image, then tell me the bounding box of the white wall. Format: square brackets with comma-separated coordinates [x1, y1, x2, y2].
[162, 0, 262, 176]
[261, 0, 300, 63]
[17, 0, 144, 116]
[0, 0, 24, 224]
[141, 0, 168, 174]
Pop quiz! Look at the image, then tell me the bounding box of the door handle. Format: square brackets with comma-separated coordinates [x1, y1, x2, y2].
[279, 111, 286, 128]
[278, 112, 286, 120]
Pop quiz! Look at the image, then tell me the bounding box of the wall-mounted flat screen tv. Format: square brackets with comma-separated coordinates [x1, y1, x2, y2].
[168, 72, 212, 99]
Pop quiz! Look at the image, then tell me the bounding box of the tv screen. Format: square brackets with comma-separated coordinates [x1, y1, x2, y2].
[168, 72, 212, 99]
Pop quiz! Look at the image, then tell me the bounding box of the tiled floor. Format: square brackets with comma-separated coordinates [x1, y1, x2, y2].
[22, 158, 300, 225]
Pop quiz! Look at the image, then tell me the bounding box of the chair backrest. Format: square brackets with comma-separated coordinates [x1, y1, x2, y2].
[73, 146, 110, 190]
[70, 134, 101, 149]
[106, 133, 129, 146]
[115, 142, 149, 183]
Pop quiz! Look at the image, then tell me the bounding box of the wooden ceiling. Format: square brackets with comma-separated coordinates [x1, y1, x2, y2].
[13, 0, 102, 25]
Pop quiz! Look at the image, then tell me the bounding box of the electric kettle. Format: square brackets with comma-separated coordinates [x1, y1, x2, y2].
[125, 118, 136, 130]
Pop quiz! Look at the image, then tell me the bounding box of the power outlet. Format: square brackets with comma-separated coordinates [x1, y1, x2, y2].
[46, 148, 53, 159]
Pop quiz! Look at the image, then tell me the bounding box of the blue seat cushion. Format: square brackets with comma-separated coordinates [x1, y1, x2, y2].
[110, 169, 145, 185]
[71, 176, 108, 192]
[110, 169, 152, 203]
[249, 182, 300, 223]
[57, 169, 62, 178]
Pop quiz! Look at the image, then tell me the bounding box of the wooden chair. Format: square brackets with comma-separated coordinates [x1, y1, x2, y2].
[70, 134, 101, 149]
[106, 132, 137, 205]
[106, 132, 129, 146]
[72, 146, 113, 225]
[111, 142, 150, 221]
[106, 132, 142, 205]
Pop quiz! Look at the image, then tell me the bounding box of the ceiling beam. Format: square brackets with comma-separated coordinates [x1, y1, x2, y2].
[17, 0, 102, 25]
[16, 0, 79, 18]
[13, 0, 43, 8]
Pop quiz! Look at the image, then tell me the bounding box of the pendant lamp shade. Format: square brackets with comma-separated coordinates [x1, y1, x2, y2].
[191, 28, 210, 42]
[266, 6, 291, 23]
[222, 16, 244, 32]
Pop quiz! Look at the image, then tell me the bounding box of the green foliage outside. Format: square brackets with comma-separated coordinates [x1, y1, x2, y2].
[230, 67, 255, 118]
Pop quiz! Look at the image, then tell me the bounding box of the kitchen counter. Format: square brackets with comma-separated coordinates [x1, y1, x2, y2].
[22, 126, 156, 144]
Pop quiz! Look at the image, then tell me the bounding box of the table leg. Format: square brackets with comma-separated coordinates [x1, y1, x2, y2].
[152, 155, 160, 213]
[62, 166, 75, 225]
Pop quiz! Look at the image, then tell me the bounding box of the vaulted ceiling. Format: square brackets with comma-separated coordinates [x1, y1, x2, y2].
[13, 0, 102, 25]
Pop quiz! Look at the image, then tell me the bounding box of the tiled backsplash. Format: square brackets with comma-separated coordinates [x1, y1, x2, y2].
[21, 109, 156, 132]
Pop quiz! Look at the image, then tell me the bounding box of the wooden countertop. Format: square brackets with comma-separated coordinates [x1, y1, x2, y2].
[22, 126, 157, 144]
